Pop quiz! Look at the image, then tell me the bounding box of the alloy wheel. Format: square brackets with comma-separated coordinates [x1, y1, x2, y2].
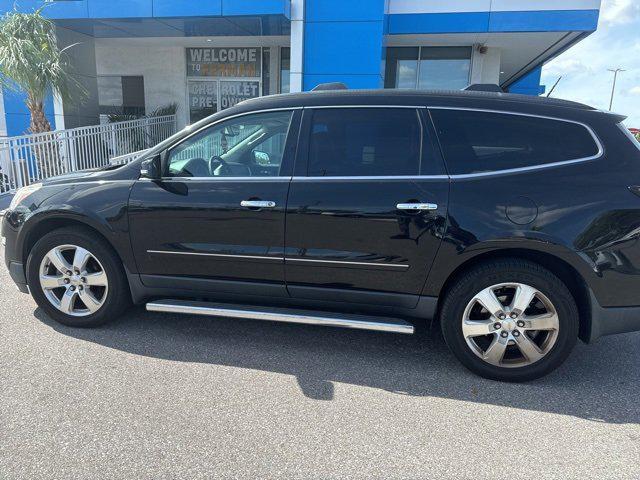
[461, 283, 560, 368]
[39, 245, 109, 317]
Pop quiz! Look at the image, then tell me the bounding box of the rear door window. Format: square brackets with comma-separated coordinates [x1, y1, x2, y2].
[429, 109, 601, 175]
[306, 108, 422, 176]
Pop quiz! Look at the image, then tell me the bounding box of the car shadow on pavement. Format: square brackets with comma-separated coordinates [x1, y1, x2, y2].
[34, 306, 640, 425]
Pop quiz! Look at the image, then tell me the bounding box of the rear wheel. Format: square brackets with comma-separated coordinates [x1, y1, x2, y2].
[440, 259, 579, 382]
[26, 227, 130, 327]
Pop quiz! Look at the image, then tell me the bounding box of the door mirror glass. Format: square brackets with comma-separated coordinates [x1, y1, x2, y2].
[140, 155, 161, 179]
[253, 150, 270, 165]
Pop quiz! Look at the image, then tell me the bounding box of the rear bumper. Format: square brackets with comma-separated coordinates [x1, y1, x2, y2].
[588, 291, 640, 342]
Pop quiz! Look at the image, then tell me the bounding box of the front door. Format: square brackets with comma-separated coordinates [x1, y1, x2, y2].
[284, 107, 449, 307]
[128, 109, 300, 297]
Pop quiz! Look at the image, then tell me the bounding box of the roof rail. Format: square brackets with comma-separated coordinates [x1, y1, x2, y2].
[311, 82, 348, 91]
[464, 84, 504, 93]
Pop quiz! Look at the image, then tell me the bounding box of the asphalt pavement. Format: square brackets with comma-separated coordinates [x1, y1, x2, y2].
[0, 249, 638, 479]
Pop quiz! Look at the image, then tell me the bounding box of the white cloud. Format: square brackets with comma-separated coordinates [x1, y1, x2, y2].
[542, 0, 640, 125]
[600, 0, 640, 26]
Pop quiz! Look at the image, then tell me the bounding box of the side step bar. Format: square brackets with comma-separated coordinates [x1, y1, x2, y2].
[146, 299, 414, 334]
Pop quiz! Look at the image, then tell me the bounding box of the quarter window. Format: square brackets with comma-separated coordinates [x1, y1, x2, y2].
[166, 110, 293, 177]
[430, 109, 600, 175]
[307, 108, 422, 177]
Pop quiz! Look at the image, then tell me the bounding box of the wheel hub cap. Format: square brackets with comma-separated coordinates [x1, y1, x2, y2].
[39, 245, 109, 317]
[461, 283, 560, 368]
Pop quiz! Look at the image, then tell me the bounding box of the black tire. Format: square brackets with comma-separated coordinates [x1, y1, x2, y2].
[26, 227, 130, 327]
[440, 259, 579, 382]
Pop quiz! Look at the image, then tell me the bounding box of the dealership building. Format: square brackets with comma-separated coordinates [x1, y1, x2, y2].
[0, 0, 601, 136]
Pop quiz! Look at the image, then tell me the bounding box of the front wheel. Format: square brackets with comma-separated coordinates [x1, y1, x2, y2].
[440, 259, 579, 382]
[26, 227, 130, 327]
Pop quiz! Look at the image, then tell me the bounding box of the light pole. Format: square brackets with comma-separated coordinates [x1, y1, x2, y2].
[608, 68, 625, 111]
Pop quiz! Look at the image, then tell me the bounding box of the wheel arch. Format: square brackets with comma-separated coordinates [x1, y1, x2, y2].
[21, 215, 126, 273]
[435, 248, 593, 343]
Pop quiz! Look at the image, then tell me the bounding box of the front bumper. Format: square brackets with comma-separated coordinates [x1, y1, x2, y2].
[2, 210, 28, 293]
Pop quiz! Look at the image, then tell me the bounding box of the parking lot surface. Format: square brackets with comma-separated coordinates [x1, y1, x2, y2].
[0, 250, 639, 479]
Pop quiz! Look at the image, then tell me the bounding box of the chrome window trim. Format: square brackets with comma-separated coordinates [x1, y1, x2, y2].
[305, 105, 426, 109]
[428, 106, 605, 179]
[142, 176, 292, 183]
[291, 175, 448, 181]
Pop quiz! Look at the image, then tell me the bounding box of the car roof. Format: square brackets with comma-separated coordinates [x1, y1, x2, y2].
[233, 88, 596, 113]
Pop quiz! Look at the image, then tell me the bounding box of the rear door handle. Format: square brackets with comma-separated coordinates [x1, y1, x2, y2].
[241, 200, 276, 208]
[396, 202, 438, 211]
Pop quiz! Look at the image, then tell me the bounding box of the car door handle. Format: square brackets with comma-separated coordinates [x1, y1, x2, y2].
[396, 202, 438, 211]
[241, 200, 276, 208]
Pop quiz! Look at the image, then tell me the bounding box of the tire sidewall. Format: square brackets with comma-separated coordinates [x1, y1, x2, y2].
[441, 264, 579, 382]
[26, 229, 127, 327]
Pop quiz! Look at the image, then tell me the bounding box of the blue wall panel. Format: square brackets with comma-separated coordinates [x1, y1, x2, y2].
[388, 9, 599, 35]
[508, 67, 546, 96]
[153, 0, 222, 18]
[87, 0, 152, 18]
[302, 0, 386, 91]
[305, 0, 385, 22]
[3, 89, 55, 136]
[304, 22, 385, 76]
[388, 12, 490, 35]
[489, 9, 599, 32]
[222, 0, 289, 17]
[0, 0, 89, 18]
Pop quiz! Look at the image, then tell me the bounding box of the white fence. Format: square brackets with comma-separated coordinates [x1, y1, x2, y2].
[0, 115, 176, 194]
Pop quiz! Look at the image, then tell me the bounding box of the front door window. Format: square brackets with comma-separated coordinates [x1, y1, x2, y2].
[167, 110, 293, 178]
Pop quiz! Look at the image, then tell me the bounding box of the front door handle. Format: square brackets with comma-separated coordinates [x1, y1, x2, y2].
[241, 200, 276, 208]
[396, 202, 438, 211]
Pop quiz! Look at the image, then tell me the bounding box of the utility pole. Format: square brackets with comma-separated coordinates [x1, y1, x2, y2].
[608, 68, 625, 111]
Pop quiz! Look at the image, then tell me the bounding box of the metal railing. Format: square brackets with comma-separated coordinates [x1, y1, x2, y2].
[0, 115, 176, 194]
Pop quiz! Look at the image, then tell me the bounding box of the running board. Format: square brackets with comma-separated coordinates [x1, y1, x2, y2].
[146, 299, 414, 334]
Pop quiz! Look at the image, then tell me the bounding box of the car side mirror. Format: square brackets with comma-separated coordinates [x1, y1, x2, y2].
[253, 150, 270, 165]
[140, 155, 161, 180]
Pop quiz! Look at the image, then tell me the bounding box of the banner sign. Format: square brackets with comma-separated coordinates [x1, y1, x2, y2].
[187, 48, 260, 78]
[220, 81, 260, 109]
[188, 81, 218, 122]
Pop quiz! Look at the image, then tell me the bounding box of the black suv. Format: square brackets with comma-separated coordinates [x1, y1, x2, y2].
[3, 89, 640, 382]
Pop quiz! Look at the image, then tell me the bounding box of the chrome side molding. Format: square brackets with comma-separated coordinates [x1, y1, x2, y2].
[146, 299, 415, 334]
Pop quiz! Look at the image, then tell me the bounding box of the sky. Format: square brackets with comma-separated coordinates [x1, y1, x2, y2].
[541, 0, 640, 126]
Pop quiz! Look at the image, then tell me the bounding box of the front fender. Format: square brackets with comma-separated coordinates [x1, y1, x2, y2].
[15, 181, 137, 274]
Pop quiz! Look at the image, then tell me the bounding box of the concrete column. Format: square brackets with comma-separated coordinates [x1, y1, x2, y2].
[470, 46, 502, 85]
[289, 0, 304, 92]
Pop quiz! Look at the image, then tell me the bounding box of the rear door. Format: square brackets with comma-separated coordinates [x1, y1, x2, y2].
[284, 106, 449, 307]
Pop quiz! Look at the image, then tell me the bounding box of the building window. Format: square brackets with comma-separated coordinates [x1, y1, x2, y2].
[97, 75, 145, 116]
[385, 47, 472, 90]
[280, 47, 290, 94]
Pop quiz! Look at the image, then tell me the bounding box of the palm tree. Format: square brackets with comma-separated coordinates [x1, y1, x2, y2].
[0, 7, 84, 134]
